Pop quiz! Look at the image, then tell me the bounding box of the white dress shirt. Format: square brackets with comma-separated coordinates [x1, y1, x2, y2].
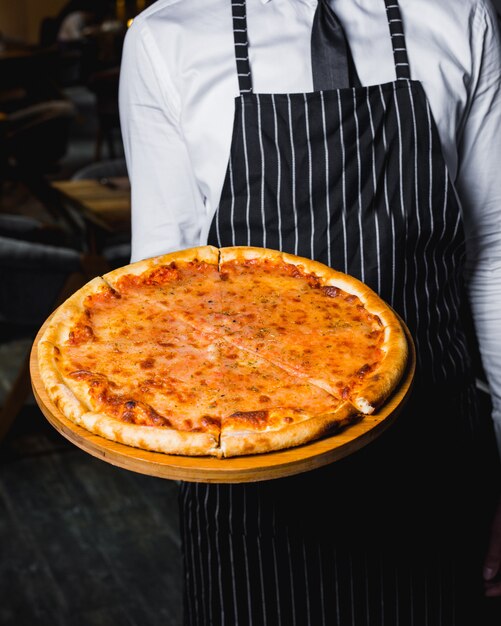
[119, 0, 501, 448]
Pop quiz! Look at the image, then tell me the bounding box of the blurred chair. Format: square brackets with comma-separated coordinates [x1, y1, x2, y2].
[1, 99, 81, 238]
[71, 156, 128, 181]
[87, 67, 122, 160]
[5, 100, 76, 170]
[0, 88, 29, 115]
[70, 157, 131, 269]
[0, 212, 74, 248]
[0, 214, 87, 441]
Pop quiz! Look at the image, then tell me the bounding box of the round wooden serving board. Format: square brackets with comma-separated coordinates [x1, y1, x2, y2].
[30, 317, 415, 484]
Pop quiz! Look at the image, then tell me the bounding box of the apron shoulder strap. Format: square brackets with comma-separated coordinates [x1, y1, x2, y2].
[383, 0, 411, 80]
[231, 0, 411, 90]
[231, 0, 253, 94]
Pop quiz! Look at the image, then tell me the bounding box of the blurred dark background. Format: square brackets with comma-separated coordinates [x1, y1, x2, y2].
[0, 2, 184, 625]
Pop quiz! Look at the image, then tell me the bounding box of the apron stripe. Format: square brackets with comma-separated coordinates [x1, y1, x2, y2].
[256, 534, 268, 626]
[271, 94, 283, 251]
[303, 94, 316, 259]
[366, 87, 382, 294]
[392, 86, 409, 323]
[203, 484, 214, 620]
[411, 80, 435, 370]
[377, 85, 397, 306]
[214, 489, 226, 624]
[256, 94, 267, 247]
[230, 159, 236, 245]
[286, 530, 298, 626]
[286, 94, 299, 255]
[336, 90, 348, 272]
[408, 80, 424, 355]
[439, 173, 455, 379]
[242, 540, 253, 624]
[353, 89, 365, 283]
[426, 99, 447, 380]
[320, 91, 332, 266]
[239, 98, 251, 245]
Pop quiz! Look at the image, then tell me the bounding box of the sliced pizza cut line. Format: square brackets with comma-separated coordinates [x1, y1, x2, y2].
[213, 331, 377, 415]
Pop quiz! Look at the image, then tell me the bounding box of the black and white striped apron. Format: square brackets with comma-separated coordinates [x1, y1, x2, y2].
[179, 1, 500, 623]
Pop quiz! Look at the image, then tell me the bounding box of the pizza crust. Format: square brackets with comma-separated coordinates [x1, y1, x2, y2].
[220, 403, 358, 457]
[37, 341, 88, 423]
[102, 245, 220, 289]
[39, 276, 113, 345]
[219, 245, 283, 265]
[80, 412, 221, 457]
[350, 314, 409, 413]
[282, 248, 409, 413]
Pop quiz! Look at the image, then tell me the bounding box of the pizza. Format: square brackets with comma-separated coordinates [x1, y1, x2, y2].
[36, 246, 409, 458]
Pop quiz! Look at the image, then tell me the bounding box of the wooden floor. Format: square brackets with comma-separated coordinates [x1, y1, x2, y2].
[0, 401, 183, 626]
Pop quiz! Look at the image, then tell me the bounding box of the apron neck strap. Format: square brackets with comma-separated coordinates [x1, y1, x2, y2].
[231, 1, 253, 94]
[230, 0, 411, 93]
[383, 0, 411, 80]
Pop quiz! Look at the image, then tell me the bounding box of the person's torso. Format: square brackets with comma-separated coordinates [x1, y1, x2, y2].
[136, 0, 478, 224]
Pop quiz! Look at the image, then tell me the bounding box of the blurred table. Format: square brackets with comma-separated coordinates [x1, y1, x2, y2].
[0, 47, 34, 61]
[51, 177, 131, 263]
[51, 177, 131, 231]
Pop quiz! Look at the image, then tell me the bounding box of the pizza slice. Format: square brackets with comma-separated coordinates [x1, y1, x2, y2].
[38, 339, 221, 456]
[37, 273, 224, 455]
[205, 343, 358, 457]
[101, 245, 224, 332]
[214, 247, 408, 415]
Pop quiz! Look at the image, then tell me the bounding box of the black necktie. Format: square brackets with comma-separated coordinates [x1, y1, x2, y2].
[311, 0, 361, 90]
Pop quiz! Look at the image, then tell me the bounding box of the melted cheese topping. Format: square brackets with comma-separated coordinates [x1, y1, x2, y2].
[46, 254, 403, 447]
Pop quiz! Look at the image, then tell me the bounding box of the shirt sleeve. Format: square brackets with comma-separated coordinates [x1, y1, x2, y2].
[457, 0, 501, 452]
[118, 17, 207, 263]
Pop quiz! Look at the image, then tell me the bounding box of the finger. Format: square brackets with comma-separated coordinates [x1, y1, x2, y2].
[484, 579, 501, 598]
[483, 499, 501, 581]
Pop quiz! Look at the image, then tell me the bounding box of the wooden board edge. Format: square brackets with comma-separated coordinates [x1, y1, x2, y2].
[29, 311, 416, 483]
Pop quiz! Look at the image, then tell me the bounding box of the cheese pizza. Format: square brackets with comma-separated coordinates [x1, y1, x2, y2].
[37, 246, 409, 458]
